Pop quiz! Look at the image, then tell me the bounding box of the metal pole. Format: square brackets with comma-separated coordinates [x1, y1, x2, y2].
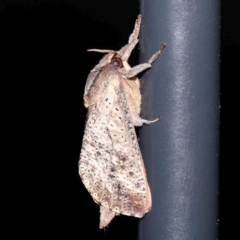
[139, 0, 220, 239]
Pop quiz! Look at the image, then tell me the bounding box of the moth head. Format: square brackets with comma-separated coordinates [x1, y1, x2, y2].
[87, 49, 125, 71]
[87, 15, 141, 73]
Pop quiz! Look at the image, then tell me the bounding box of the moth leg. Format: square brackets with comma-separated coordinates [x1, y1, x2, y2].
[126, 43, 166, 78]
[99, 206, 116, 229]
[121, 39, 139, 62]
[128, 14, 141, 43]
[117, 15, 141, 61]
[133, 115, 162, 126]
[148, 43, 166, 64]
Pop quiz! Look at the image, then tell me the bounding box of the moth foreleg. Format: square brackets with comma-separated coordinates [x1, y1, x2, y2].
[133, 115, 162, 126]
[126, 43, 166, 78]
[148, 43, 166, 64]
[128, 14, 141, 44]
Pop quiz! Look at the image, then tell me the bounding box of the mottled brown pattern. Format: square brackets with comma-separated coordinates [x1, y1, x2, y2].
[79, 14, 166, 228]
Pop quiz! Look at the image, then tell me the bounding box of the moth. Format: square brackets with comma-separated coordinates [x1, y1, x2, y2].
[79, 15, 166, 228]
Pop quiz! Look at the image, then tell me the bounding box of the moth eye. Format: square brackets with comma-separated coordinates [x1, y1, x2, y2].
[110, 57, 123, 68]
[113, 61, 119, 67]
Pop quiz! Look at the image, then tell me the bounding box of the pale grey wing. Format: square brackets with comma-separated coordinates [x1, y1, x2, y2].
[79, 81, 151, 218]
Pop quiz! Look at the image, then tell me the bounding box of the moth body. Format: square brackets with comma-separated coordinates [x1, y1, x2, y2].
[79, 14, 166, 228]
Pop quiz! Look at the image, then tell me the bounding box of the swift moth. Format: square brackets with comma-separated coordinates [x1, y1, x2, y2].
[79, 14, 166, 228]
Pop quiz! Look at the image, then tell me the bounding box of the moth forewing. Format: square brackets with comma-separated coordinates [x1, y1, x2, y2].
[79, 14, 166, 228]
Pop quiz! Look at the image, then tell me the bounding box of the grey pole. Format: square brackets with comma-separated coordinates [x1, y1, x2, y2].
[139, 1, 220, 240]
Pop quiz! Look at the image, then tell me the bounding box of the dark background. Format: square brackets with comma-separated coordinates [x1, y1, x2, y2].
[1, 0, 239, 239]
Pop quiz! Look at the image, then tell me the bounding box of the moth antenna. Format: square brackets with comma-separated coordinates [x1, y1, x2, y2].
[87, 49, 117, 54]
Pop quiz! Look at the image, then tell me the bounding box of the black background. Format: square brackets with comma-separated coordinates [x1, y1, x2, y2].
[1, 0, 239, 239]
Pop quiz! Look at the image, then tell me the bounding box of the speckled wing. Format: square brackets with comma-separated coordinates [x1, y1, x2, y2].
[79, 68, 151, 218]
